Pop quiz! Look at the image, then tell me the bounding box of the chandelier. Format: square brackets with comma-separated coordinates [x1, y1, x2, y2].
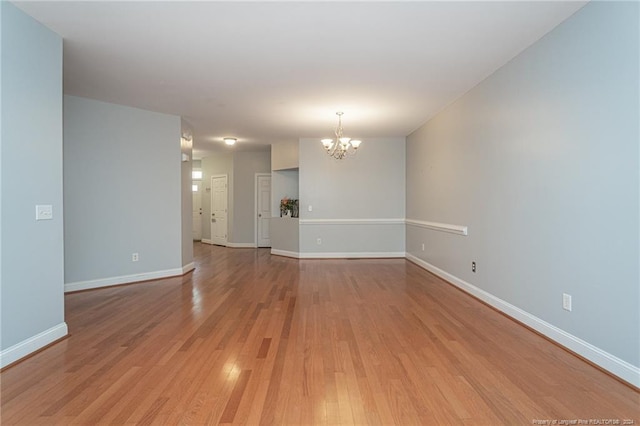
[321, 112, 362, 160]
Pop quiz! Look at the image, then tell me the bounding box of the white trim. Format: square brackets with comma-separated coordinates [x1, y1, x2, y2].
[64, 267, 186, 293]
[182, 262, 195, 274]
[226, 242, 257, 248]
[299, 218, 405, 226]
[0, 322, 68, 369]
[271, 249, 300, 259]
[405, 219, 468, 236]
[210, 174, 228, 246]
[299, 251, 405, 259]
[405, 253, 640, 388]
[200, 240, 256, 249]
[255, 172, 271, 248]
[271, 250, 406, 259]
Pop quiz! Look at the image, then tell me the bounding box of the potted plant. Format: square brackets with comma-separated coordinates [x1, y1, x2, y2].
[280, 198, 299, 218]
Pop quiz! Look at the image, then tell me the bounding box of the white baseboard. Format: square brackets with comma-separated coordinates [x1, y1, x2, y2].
[182, 262, 195, 274]
[200, 239, 254, 249]
[271, 249, 300, 258]
[0, 322, 68, 369]
[299, 251, 406, 259]
[226, 242, 257, 248]
[405, 253, 640, 388]
[64, 267, 187, 293]
[270, 250, 406, 259]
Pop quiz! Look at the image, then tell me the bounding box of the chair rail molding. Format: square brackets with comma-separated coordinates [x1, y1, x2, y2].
[405, 219, 468, 236]
[299, 218, 405, 226]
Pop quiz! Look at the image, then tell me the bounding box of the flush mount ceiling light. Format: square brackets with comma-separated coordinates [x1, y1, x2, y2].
[321, 112, 362, 160]
[224, 137, 237, 146]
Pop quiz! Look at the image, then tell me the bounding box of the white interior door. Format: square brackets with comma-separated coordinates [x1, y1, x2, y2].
[211, 175, 228, 246]
[192, 182, 202, 240]
[256, 174, 271, 247]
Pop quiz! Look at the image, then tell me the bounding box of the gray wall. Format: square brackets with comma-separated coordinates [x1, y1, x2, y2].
[406, 1, 639, 367]
[299, 137, 406, 255]
[232, 151, 271, 244]
[1, 2, 66, 354]
[270, 218, 299, 253]
[272, 141, 298, 171]
[64, 95, 183, 284]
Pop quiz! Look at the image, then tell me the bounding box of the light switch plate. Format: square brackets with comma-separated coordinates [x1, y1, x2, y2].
[562, 293, 572, 311]
[36, 205, 53, 221]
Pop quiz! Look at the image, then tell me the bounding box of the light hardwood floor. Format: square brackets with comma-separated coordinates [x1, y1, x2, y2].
[1, 243, 638, 425]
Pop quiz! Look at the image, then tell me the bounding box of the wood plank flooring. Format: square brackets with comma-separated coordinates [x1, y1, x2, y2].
[1, 243, 638, 425]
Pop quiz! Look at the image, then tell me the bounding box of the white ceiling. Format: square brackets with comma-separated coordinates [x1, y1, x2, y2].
[15, 1, 586, 159]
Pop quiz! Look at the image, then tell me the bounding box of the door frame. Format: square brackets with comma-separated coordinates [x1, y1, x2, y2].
[210, 174, 228, 246]
[255, 173, 271, 247]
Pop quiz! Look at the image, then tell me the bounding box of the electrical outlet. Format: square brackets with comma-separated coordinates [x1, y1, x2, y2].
[132, 253, 139, 262]
[471, 261, 476, 273]
[316, 238, 322, 245]
[421, 243, 425, 251]
[308, 205, 313, 212]
[562, 293, 572, 311]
